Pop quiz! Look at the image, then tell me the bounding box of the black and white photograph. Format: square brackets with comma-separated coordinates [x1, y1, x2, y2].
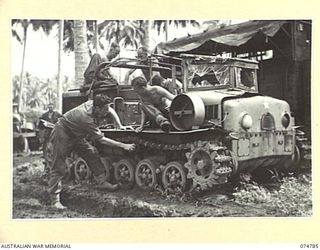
[11, 19, 312, 219]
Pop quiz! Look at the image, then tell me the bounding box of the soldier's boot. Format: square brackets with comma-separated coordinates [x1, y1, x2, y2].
[51, 193, 67, 210]
[160, 121, 171, 133]
[156, 115, 171, 133]
[95, 174, 120, 191]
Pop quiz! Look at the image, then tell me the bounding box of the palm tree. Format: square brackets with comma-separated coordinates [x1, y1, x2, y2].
[24, 73, 46, 109]
[86, 20, 102, 53]
[12, 19, 58, 112]
[65, 20, 146, 54]
[98, 20, 145, 49]
[12, 75, 20, 104]
[43, 78, 57, 107]
[12, 20, 29, 112]
[94, 20, 99, 52]
[62, 20, 74, 52]
[24, 74, 62, 110]
[57, 20, 64, 113]
[153, 20, 200, 41]
[142, 20, 150, 49]
[63, 20, 99, 53]
[73, 20, 89, 84]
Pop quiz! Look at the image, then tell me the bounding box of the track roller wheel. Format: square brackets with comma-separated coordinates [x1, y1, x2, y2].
[74, 157, 91, 182]
[135, 159, 158, 190]
[161, 161, 187, 191]
[113, 159, 136, 189]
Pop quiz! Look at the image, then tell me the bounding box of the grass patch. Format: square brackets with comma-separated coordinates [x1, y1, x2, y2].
[233, 174, 312, 216]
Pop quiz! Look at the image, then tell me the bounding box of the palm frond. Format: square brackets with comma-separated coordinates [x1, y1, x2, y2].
[12, 30, 23, 44]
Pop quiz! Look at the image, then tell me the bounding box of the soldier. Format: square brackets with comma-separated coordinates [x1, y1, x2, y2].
[83, 42, 120, 87]
[47, 94, 135, 209]
[131, 76, 175, 133]
[38, 103, 62, 150]
[150, 75, 183, 95]
[124, 46, 159, 84]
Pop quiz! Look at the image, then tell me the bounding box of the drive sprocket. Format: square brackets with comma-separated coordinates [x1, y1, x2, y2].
[184, 140, 235, 190]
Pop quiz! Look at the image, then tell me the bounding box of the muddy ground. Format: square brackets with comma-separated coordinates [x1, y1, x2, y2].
[12, 153, 312, 218]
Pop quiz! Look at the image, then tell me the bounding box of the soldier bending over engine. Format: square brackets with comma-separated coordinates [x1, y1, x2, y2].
[131, 76, 175, 133]
[47, 94, 135, 209]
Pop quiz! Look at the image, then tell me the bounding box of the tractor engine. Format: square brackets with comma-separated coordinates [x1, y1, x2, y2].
[170, 89, 296, 172]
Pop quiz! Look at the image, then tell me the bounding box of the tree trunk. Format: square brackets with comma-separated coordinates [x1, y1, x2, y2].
[18, 27, 27, 113]
[143, 20, 150, 50]
[57, 20, 64, 113]
[94, 20, 99, 52]
[73, 20, 89, 85]
[165, 20, 169, 41]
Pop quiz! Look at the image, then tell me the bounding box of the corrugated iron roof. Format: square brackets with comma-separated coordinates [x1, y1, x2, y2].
[155, 20, 288, 54]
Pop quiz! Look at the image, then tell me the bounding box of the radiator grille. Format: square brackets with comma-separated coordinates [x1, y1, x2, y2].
[261, 113, 275, 130]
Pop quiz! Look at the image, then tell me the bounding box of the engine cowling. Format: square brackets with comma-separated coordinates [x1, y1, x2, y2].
[169, 89, 294, 133]
[223, 95, 293, 132]
[169, 89, 243, 131]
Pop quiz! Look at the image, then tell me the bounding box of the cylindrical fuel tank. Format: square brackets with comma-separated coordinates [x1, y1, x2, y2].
[170, 90, 239, 131]
[169, 93, 205, 131]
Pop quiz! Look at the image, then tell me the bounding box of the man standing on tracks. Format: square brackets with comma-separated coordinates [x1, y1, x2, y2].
[131, 76, 175, 133]
[124, 46, 160, 84]
[83, 42, 120, 87]
[47, 94, 135, 209]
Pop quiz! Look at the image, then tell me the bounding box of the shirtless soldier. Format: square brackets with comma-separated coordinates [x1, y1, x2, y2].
[131, 76, 175, 133]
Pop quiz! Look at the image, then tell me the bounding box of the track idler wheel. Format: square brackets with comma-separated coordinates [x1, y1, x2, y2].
[135, 159, 158, 190]
[113, 159, 136, 189]
[162, 161, 187, 192]
[74, 157, 91, 183]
